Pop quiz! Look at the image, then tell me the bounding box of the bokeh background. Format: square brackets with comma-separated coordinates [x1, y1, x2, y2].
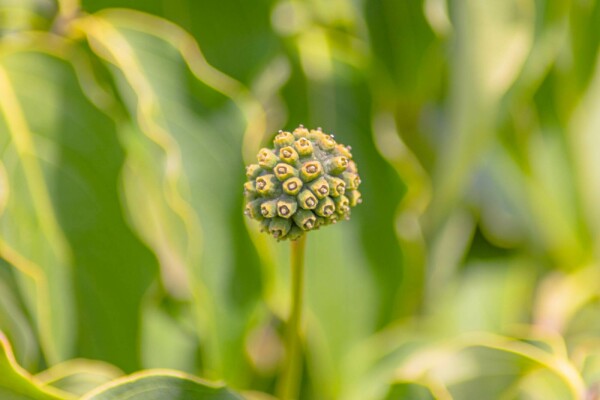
[1, 0, 600, 399]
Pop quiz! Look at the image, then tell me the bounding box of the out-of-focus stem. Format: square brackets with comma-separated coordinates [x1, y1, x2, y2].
[278, 234, 306, 400]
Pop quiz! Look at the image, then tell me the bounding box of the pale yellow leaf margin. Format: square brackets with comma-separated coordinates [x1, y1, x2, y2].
[0, 61, 73, 365]
[81, 9, 278, 280]
[80, 369, 243, 400]
[0, 331, 76, 400]
[394, 332, 586, 400]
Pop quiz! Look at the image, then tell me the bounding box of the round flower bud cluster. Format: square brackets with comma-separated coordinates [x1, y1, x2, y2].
[244, 125, 362, 240]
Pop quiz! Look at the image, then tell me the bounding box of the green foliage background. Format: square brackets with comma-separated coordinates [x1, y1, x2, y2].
[1, 0, 600, 399]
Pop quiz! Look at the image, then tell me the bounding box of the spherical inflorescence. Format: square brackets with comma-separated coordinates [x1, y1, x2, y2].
[244, 125, 362, 240]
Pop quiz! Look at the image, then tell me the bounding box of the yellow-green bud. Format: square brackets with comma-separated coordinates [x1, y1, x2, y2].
[334, 195, 350, 214]
[286, 225, 304, 241]
[300, 161, 322, 182]
[341, 172, 360, 190]
[274, 131, 295, 147]
[277, 195, 298, 219]
[270, 217, 292, 239]
[279, 146, 299, 164]
[347, 190, 362, 207]
[260, 218, 271, 232]
[317, 133, 336, 151]
[297, 189, 318, 210]
[293, 209, 317, 231]
[309, 177, 329, 199]
[282, 177, 303, 195]
[347, 160, 358, 174]
[246, 164, 263, 179]
[244, 181, 257, 200]
[244, 199, 263, 219]
[274, 163, 297, 181]
[315, 217, 327, 228]
[293, 125, 310, 138]
[260, 199, 278, 218]
[315, 197, 335, 217]
[325, 156, 349, 175]
[256, 174, 279, 196]
[307, 128, 323, 141]
[257, 148, 278, 169]
[294, 137, 313, 157]
[325, 176, 346, 197]
[335, 144, 352, 159]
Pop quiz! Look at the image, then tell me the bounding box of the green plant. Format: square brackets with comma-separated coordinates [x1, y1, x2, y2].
[243, 126, 361, 398]
[3, 0, 600, 399]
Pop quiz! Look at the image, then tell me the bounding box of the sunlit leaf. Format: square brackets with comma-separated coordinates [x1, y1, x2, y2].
[82, 371, 244, 400]
[79, 10, 265, 384]
[36, 359, 123, 396]
[0, 332, 74, 400]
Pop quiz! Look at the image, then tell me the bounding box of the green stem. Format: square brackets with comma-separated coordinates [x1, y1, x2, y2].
[278, 234, 306, 400]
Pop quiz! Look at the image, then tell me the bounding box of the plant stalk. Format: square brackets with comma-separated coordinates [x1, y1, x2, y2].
[278, 234, 306, 400]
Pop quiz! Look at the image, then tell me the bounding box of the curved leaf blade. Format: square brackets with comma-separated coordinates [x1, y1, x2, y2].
[0, 331, 74, 400]
[83, 370, 245, 400]
[36, 359, 124, 396]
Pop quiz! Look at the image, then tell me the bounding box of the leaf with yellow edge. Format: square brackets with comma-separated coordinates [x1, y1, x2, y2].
[0, 331, 75, 400]
[36, 359, 124, 397]
[82, 370, 245, 400]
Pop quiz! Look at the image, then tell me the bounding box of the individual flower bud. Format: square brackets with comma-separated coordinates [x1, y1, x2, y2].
[294, 137, 313, 157]
[277, 196, 298, 219]
[325, 156, 349, 175]
[347, 190, 362, 207]
[274, 163, 297, 181]
[315, 197, 335, 217]
[246, 164, 263, 179]
[279, 146, 299, 164]
[244, 199, 263, 219]
[286, 225, 304, 241]
[274, 131, 295, 147]
[309, 177, 329, 199]
[346, 160, 358, 174]
[260, 199, 278, 218]
[257, 148, 279, 169]
[333, 195, 350, 214]
[308, 128, 323, 141]
[317, 133, 336, 151]
[256, 174, 279, 196]
[335, 144, 352, 159]
[260, 218, 271, 232]
[293, 209, 317, 231]
[297, 189, 318, 210]
[341, 172, 360, 190]
[293, 125, 310, 138]
[244, 125, 361, 240]
[270, 217, 292, 239]
[315, 217, 327, 228]
[300, 161, 322, 182]
[282, 177, 303, 195]
[325, 176, 346, 197]
[244, 181, 258, 200]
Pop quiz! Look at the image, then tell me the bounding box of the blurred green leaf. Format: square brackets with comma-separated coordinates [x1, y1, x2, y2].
[2, 0, 600, 399]
[82, 371, 245, 400]
[0, 275, 38, 370]
[80, 10, 265, 384]
[0, 331, 74, 400]
[36, 359, 123, 396]
[0, 46, 76, 365]
[383, 381, 437, 400]
[0, 38, 160, 371]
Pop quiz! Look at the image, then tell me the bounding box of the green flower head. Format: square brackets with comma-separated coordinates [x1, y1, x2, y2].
[244, 125, 362, 240]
